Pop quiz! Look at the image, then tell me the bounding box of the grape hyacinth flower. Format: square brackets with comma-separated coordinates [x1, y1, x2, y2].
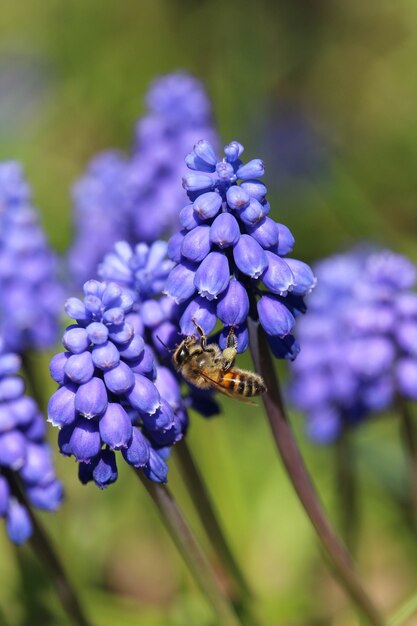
[48, 279, 186, 488]
[124, 71, 219, 243]
[164, 140, 316, 358]
[290, 248, 417, 443]
[0, 338, 62, 544]
[0, 161, 64, 353]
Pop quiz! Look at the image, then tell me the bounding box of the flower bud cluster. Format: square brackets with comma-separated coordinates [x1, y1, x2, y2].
[165, 140, 316, 358]
[0, 162, 63, 352]
[0, 340, 62, 544]
[290, 248, 417, 443]
[48, 279, 186, 488]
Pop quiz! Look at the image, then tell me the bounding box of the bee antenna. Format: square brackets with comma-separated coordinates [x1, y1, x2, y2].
[156, 336, 174, 353]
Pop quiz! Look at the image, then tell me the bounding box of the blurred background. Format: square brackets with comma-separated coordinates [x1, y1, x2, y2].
[0, 1, 417, 625]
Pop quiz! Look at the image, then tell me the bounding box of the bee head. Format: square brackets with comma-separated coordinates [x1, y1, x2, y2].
[172, 339, 192, 367]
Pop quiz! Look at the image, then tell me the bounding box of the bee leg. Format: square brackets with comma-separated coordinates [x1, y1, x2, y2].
[222, 326, 237, 371]
[192, 318, 207, 350]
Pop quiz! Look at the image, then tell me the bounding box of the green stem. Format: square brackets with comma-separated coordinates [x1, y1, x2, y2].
[397, 399, 417, 525]
[8, 472, 92, 626]
[336, 430, 359, 556]
[175, 440, 254, 621]
[247, 317, 385, 626]
[133, 469, 243, 626]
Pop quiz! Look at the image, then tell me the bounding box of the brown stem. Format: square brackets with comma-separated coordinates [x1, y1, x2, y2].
[247, 317, 385, 626]
[133, 469, 243, 626]
[335, 430, 359, 556]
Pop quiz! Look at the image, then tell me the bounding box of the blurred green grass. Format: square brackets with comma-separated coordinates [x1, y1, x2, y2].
[1, 1, 417, 625]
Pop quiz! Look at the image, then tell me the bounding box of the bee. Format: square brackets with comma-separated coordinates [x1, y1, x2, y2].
[172, 320, 267, 401]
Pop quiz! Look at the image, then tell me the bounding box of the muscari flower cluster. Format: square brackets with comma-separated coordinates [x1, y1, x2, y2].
[0, 162, 63, 353]
[48, 278, 188, 489]
[0, 339, 62, 544]
[164, 140, 317, 358]
[290, 248, 417, 443]
[68, 72, 218, 288]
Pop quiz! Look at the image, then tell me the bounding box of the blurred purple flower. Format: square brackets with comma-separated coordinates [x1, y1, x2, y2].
[290, 248, 417, 443]
[0, 162, 64, 353]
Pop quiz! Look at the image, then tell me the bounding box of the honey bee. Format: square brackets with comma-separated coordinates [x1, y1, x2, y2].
[172, 320, 267, 401]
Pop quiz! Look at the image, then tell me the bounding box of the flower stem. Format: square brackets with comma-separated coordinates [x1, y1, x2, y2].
[175, 440, 254, 621]
[388, 591, 417, 626]
[133, 468, 243, 626]
[7, 472, 92, 626]
[247, 317, 385, 626]
[397, 398, 417, 525]
[335, 430, 359, 556]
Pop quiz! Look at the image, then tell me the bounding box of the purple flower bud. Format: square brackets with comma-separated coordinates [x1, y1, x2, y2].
[144, 448, 168, 483]
[141, 300, 164, 328]
[236, 159, 265, 180]
[180, 296, 217, 336]
[216, 279, 249, 326]
[49, 353, 69, 385]
[6, 500, 32, 544]
[247, 217, 279, 249]
[233, 234, 268, 279]
[99, 403, 133, 449]
[91, 449, 118, 488]
[108, 322, 134, 345]
[284, 259, 317, 296]
[0, 431, 26, 469]
[118, 334, 145, 361]
[104, 361, 135, 395]
[396, 293, 417, 317]
[58, 423, 74, 456]
[75, 377, 108, 418]
[262, 252, 294, 295]
[181, 226, 211, 262]
[226, 186, 250, 210]
[87, 322, 109, 345]
[224, 141, 244, 162]
[126, 374, 161, 415]
[0, 376, 24, 402]
[0, 354, 20, 377]
[0, 476, 10, 516]
[142, 398, 175, 432]
[307, 408, 341, 444]
[84, 295, 102, 316]
[194, 251, 230, 300]
[240, 179, 267, 201]
[47, 384, 77, 427]
[179, 204, 203, 230]
[131, 346, 156, 379]
[182, 173, 213, 193]
[237, 197, 268, 225]
[193, 192, 222, 219]
[69, 418, 102, 462]
[276, 223, 295, 255]
[164, 261, 197, 304]
[63, 327, 90, 354]
[395, 321, 417, 356]
[216, 161, 235, 181]
[397, 358, 417, 400]
[20, 443, 54, 485]
[65, 297, 88, 322]
[152, 322, 179, 355]
[209, 213, 240, 248]
[64, 351, 94, 384]
[258, 295, 296, 337]
[154, 366, 181, 411]
[219, 324, 248, 353]
[27, 480, 63, 510]
[92, 341, 120, 370]
[122, 427, 150, 467]
[193, 140, 217, 167]
[167, 230, 186, 263]
[103, 307, 124, 326]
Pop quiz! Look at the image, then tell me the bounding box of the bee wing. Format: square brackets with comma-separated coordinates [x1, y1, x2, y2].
[198, 371, 257, 405]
